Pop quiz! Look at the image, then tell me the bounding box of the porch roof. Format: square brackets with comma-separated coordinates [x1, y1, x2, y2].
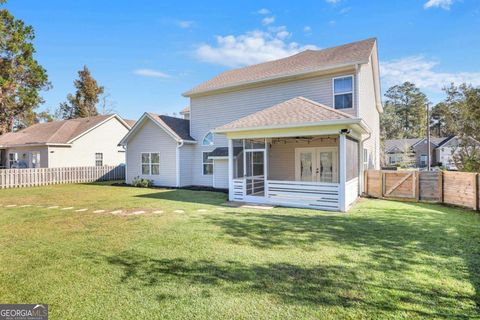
[207, 147, 243, 159]
[214, 97, 368, 134]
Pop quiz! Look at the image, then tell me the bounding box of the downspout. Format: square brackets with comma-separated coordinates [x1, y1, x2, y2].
[176, 140, 184, 187]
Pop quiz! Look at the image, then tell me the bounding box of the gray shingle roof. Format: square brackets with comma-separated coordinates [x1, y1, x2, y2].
[147, 113, 194, 141]
[0, 114, 126, 147]
[385, 137, 451, 152]
[215, 97, 354, 132]
[208, 147, 243, 158]
[184, 38, 376, 96]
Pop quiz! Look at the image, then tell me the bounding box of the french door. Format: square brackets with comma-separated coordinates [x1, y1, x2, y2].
[295, 147, 338, 183]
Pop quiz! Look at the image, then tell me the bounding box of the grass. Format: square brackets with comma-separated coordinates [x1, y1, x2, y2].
[0, 182, 479, 319]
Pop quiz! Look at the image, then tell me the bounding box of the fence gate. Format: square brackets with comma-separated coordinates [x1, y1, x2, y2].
[382, 171, 417, 199]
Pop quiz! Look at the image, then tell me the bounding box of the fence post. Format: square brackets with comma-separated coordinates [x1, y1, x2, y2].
[415, 171, 420, 201]
[474, 173, 479, 211]
[381, 171, 385, 198]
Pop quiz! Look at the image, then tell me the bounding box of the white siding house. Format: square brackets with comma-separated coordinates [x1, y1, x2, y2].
[122, 38, 382, 211]
[120, 113, 196, 187]
[0, 114, 131, 169]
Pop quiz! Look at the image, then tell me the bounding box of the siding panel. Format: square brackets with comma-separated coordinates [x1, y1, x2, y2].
[190, 71, 357, 187]
[126, 119, 177, 187]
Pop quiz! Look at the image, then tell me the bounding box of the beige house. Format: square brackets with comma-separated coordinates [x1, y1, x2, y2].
[0, 114, 132, 169]
[121, 38, 382, 211]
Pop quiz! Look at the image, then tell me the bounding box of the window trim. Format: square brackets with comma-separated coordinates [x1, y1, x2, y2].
[141, 152, 160, 176]
[202, 132, 214, 146]
[202, 151, 214, 176]
[95, 153, 103, 167]
[332, 74, 354, 110]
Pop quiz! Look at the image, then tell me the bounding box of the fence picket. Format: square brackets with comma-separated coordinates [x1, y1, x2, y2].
[0, 165, 125, 189]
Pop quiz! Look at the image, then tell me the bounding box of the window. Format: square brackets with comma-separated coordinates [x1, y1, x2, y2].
[8, 153, 17, 168]
[420, 154, 427, 167]
[141, 152, 160, 175]
[31, 152, 41, 168]
[363, 148, 369, 169]
[202, 132, 214, 146]
[95, 153, 103, 166]
[333, 75, 353, 109]
[202, 152, 213, 175]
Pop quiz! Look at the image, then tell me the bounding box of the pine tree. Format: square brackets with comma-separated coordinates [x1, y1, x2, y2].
[57, 66, 104, 119]
[381, 82, 429, 139]
[0, 1, 50, 133]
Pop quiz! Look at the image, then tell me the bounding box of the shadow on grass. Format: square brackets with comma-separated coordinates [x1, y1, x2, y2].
[201, 201, 480, 314]
[84, 249, 473, 318]
[134, 189, 227, 206]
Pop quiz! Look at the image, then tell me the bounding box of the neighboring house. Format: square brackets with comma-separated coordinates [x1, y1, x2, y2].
[0, 114, 132, 169]
[121, 38, 382, 211]
[384, 136, 456, 168]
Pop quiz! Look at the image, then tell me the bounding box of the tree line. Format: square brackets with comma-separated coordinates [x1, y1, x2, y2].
[381, 81, 480, 171]
[0, 1, 110, 134]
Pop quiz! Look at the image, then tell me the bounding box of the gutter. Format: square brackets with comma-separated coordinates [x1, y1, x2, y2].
[213, 118, 370, 134]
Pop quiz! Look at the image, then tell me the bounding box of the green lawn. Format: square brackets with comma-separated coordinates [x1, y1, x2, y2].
[0, 182, 479, 319]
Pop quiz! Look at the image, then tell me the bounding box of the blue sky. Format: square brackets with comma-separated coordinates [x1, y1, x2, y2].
[5, 0, 480, 120]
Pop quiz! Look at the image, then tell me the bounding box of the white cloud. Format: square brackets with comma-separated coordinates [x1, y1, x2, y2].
[326, 0, 341, 3]
[380, 56, 480, 91]
[303, 26, 312, 33]
[424, 0, 454, 9]
[196, 28, 318, 67]
[133, 69, 170, 78]
[176, 20, 194, 28]
[257, 8, 270, 15]
[262, 16, 275, 25]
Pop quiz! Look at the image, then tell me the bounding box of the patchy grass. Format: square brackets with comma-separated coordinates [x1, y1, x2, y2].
[0, 182, 479, 319]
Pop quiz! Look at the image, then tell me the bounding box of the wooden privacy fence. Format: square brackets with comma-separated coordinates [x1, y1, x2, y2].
[0, 165, 125, 189]
[364, 170, 480, 210]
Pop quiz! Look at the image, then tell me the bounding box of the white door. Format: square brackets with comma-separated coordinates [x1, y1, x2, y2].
[295, 147, 338, 183]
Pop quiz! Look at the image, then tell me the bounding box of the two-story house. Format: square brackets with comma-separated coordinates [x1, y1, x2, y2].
[120, 38, 382, 211]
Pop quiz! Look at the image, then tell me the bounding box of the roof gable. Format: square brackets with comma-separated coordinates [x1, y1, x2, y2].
[184, 38, 376, 97]
[119, 112, 195, 145]
[0, 114, 128, 147]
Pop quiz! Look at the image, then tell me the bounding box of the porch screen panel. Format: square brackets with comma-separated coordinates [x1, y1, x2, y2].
[346, 137, 359, 181]
[233, 139, 244, 178]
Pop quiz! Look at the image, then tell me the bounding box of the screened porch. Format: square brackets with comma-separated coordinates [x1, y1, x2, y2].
[228, 135, 360, 211]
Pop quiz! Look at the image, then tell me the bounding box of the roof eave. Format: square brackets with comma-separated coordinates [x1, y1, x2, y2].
[0, 142, 72, 148]
[183, 60, 368, 98]
[213, 118, 370, 134]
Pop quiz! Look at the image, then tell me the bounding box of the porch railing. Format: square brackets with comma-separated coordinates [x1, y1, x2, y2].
[267, 180, 340, 210]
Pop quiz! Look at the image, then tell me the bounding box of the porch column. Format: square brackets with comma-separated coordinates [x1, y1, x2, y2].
[228, 139, 234, 201]
[339, 133, 347, 212]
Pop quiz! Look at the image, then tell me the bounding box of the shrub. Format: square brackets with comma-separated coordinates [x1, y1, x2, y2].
[131, 176, 153, 188]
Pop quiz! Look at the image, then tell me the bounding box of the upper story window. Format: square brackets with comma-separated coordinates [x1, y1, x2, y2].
[202, 132, 214, 146]
[333, 75, 353, 109]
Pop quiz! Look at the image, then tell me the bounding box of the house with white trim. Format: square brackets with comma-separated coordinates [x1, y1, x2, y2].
[0, 114, 133, 169]
[120, 38, 382, 211]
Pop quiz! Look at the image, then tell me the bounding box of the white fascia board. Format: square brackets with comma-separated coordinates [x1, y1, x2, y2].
[214, 118, 369, 134]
